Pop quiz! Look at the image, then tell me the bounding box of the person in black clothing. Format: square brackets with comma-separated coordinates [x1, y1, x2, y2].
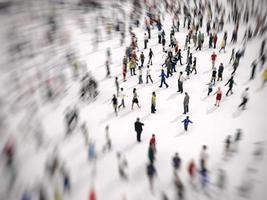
[134, 118, 144, 142]
[148, 143, 155, 164]
[225, 76, 235, 96]
[111, 94, 118, 116]
[147, 162, 157, 192]
[250, 60, 257, 80]
[148, 48, 154, 65]
[217, 63, 224, 81]
[172, 152, 181, 172]
[177, 49, 183, 65]
[191, 57, 197, 74]
[162, 37, 166, 52]
[211, 67, 217, 85]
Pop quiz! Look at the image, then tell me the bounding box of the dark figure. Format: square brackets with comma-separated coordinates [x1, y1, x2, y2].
[181, 116, 193, 131]
[225, 76, 235, 96]
[217, 63, 224, 81]
[177, 71, 185, 93]
[134, 118, 144, 142]
[159, 69, 169, 88]
[250, 61, 257, 80]
[183, 92, 189, 114]
[177, 49, 183, 65]
[148, 48, 154, 65]
[172, 152, 181, 171]
[238, 88, 249, 110]
[148, 143, 155, 164]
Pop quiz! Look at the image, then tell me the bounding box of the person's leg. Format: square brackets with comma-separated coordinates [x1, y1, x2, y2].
[183, 104, 186, 114]
[149, 75, 153, 83]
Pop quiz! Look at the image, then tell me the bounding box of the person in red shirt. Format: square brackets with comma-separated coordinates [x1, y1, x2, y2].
[89, 188, 96, 200]
[149, 134, 156, 152]
[213, 33, 218, 48]
[211, 52, 217, 68]
[188, 159, 197, 184]
[214, 87, 222, 107]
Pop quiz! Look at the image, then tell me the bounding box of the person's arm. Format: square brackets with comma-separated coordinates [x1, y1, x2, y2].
[189, 120, 193, 123]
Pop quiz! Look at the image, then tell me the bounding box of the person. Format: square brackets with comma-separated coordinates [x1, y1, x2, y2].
[199, 168, 209, 188]
[132, 88, 140, 109]
[118, 88, 127, 108]
[144, 33, 148, 49]
[151, 92, 156, 113]
[146, 65, 153, 83]
[211, 67, 217, 85]
[134, 118, 144, 142]
[111, 94, 118, 116]
[181, 116, 193, 131]
[117, 152, 128, 180]
[158, 29, 162, 44]
[238, 88, 249, 110]
[162, 37, 166, 51]
[225, 76, 235, 96]
[115, 77, 119, 97]
[177, 49, 183, 65]
[188, 159, 197, 184]
[200, 145, 208, 171]
[219, 38, 226, 52]
[81, 122, 89, 145]
[148, 143, 155, 164]
[122, 56, 127, 81]
[102, 125, 112, 152]
[148, 48, 154, 65]
[263, 68, 267, 86]
[159, 69, 169, 88]
[149, 134, 156, 152]
[213, 33, 218, 48]
[211, 52, 217, 68]
[217, 63, 224, 81]
[172, 153, 181, 172]
[183, 92, 189, 114]
[138, 66, 143, 84]
[174, 173, 184, 199]
[146, 162, 157, 192]
[209, 33, 213, 48]
[250, 61, 257, 80]
[225, 135, 232, 156]
[177, 71, 185, 93]
[191, 57, 197, 74]
[229, 48, 235, 64]
[140, 52, 145, 67]
[207, 81, 213, 96]
[214, 87, 222, 107]
[62, 168, 71, 192]
[105, 60, 111, 78]
[185, 63, 191, 79]
[89, 188, 96, 200]
[129, 58, 136, 76]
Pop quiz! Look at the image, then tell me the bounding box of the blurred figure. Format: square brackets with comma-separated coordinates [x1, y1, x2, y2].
[172, 152, 181, 172]
[89, 187, 97, 200]
[216, 168, 227, 190]
[146, 162, 157, 192]
[200, 145, 208, 171]
[174, 173, 184, 200]
[238, 88, 249, 110]
[117, 152, 128, 180]
[102, 125, 112, 152]
[188, 159, 197, 185]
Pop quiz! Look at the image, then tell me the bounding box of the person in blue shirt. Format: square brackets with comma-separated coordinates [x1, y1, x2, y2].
[181, 116, 193, 131]
[159, 69, 169, 88]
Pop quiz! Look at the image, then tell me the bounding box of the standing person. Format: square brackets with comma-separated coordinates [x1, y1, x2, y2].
[115, 77, 119, 97]
[140, 52, 145, 67]
[209, 33, 213, 48]
[111, 94, 118, 116]
[214, 87, 222, 107]
[211, 67, 217, 85]
[234, 129, 242, 152]
[211, 52, 217, 68]
[162, 37, 166, 52]
[151, 92, 156, 113]
[183, 92, 189, 114]
[207, 81, 213, 96]
[144, 33, 149, 49]
[118, 88, 127, 109]
[238, 88, 249, 110]
[213, 33, 218, 48]
[200, 145, 208, 171]
[250, 60, 257, 80]
[146, 65, 153, 83]
[149, 134, 156, 152]
[225, 135, 232, 156]
[146, 163, 157, 192]
[185, 63, 191, 79]
[148, 48, 154, 65]
[129, 58, 136, 76]
[219, 38, 226, 52]
[196, 31, 202, 50]
[158, 29, 162, 44]
[172, 153, 181, 172]
[134, 118, 144, 142]
[225, 76, 235, 96]
[181, 116, 193, 131]
[89, 188, 96, 200]
[132, 88, 140, 109]
[177, 49, 183, 65]
[177, 71, 185, 93]
[229, 48, 235, 64]
[122, 56, 127, 81]
[102, 125, 112, 152]
[217, 63, 224, 81]
[117, 152, 128, 180]
[138, 66, 143, 84]
[159, 69, 169, 88]
[191, 57, 197, 74]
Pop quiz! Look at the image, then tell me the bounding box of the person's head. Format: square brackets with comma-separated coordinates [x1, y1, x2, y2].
[161, 69, 164, 72]
[121, 87, 124, 91]
[133, 88, 136, 93]
[152, 134, 155, 137]
[180, 71, 183, 75]
[113, 94, 116, 97]
[175, 152, 179, 156]
[190, 53, 192, 56]
[136, 117, 140, 122]
[115, 76, 118, 80]
[213, 51, 215, 54]
[150, 48, 152, 51]
[147, 65, 150, 68]
[203, 145, 207, 150]
[186, 116, 189, 119]
[245, 87, 249, 91]
[185, 92, 188, 95]
[117, 152, 121, 158]
[218, 87, 221, 91]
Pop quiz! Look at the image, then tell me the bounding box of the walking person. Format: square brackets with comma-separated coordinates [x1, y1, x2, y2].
[111, 94, 118, 116]
[148, 143, 156, 164]
[117, 152, 128, 180]
[200, 145, 208, 171]
[225, 76, 235, 96]
[181, 116, 193, 131]
[146, 163, 157, 193]
[146, 65, 153, 83]
[151, 92, 156, 113]
[191, 57, 197, 74]
[134, 118, 144, 142]
[211, 67, 217, 85]
[217, 63, 224, 81]
[177, 49, 183, 65]
[115, 77, 120, 97]
[214, 87, 222, 107]
[229, 48, 235, 64]
[144, 33, 149, 49]
[148, 48, 154, 65]
[159, 69, 169, 88]
[138, 66, 143, 84]
[188, 159, 197, 185]
[177, 71, 185, 93]
[250, 60, 257, 80]
[207, 81, 213, 96]
[140, 52, 145, 67]
[172, 152, 181, 172]
[183, 92, 189, 114]
[132, 88, 140, 109]
[118, 88, 127, 109]
[238, 88, 249, 110]
[211, 52, 217, 68]
[219, 38, 226, 52]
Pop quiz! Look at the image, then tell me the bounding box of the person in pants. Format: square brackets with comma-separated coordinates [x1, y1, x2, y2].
[238, 88, 249, 110]
[146, 65, 153, 83]
[181, 116, 193, 131]
[159, 69, 169, 88]
[144, 33, 148, 49]
[148, 48, 154, 65]
[111, 94, 118, 116]
[151, 92, 156, 113]
[118, 88, 127, 108]
[177, 71, 185, 93]
[183, 92, 189, 114]
[134, 118, 144, 142]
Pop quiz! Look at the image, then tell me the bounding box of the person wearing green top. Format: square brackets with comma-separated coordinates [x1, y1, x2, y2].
[151, 92, 156, 113]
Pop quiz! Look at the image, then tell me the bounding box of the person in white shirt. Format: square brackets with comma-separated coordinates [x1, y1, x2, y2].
[177, 71, 185, 93]
[118, 87, 127, 108]
[146, 65, 153, 83]
[238, 87, 249, 110]
[200, 145, 208, 171]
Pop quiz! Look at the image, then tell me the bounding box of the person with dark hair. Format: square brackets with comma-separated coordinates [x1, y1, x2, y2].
[134, 118, 144, 142]
[132, 88, 140, 109]
[159, 69, 169, 88]
[181, 116, 193, 131]
[151, 92, 156, 113]
[183, 92, 189, 114]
